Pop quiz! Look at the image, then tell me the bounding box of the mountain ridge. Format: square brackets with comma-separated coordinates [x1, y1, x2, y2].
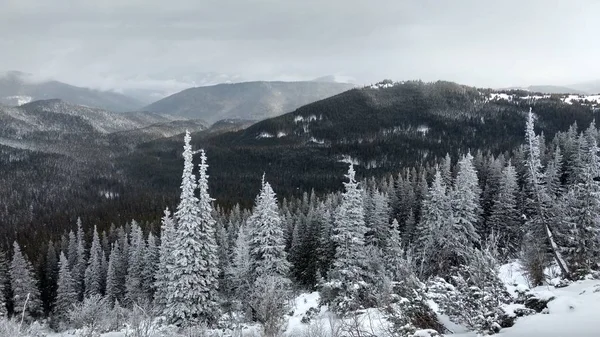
[142, 80, 355, 123]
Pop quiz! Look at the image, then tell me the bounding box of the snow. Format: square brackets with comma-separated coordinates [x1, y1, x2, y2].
[417, 125, 430, 135]
[256, 132, 274, 138]
[562, 94, 600, 105]
[499, 261, 530, 295]
[489, 93, 514, 101]
[286, 291, 322, 335]
[277, 131, 287, 138]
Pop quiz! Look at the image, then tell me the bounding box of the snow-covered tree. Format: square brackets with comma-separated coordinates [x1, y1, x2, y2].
[523, 108, 570, 280]
[228, 223, 253, 314]
[415, 171, 454, 278]
[450, 152, 482, 245]
[74, 218, 87, 300]
[365, 190, 390, 249]
[248, 176, 290, 282]
[166, 133, 220, 326]
[125, 221, 146, 306]
[53, 252, 78, 322]
[105, 243, 125, 305]
[154, 208, 175, 310]
[84, 226, 104, 297]
[142, 232, 159, 299]
[0, 250, 8, 317]
[487, 161, 521, 257]
[10, 242, 42, 319]
[324, 163, 370, 313]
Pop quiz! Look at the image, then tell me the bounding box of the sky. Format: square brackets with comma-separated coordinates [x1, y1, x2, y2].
[1, 0, 599, 93]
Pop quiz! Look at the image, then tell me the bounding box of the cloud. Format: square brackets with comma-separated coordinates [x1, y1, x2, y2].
[1, 0, 599, 91]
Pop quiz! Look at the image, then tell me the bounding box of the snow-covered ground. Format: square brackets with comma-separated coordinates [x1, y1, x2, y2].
[23, 262, 600, 336]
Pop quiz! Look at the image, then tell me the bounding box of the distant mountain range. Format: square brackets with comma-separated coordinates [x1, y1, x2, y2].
[504, 82, 600, 95]
[142, 81, 355, 123]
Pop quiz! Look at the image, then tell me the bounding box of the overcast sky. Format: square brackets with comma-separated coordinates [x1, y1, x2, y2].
[1, 0, 599, 92]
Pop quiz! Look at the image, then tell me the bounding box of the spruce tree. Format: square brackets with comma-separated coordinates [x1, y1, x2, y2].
[524, 108, 570, 280]
[228, 223, 252, 313]
[10, 242, 42, 319]
[84, 225, 104, 297]
[248, 177, 290, 282]
[154, 208, 176, 311]
[53, 252, 78, 322]
[74, 218, 87, 300]
[325, 163, 370, 313]
[166, 133, 220, 325]
[451, 152, 482, 245]
[0, 250, 8, 317]
[142, 232, 159, 299]
[487, 161, 521, 257]
[415, 170, 454, 278]
[105, 243, 124, 305]
[125, 221, 146, 306]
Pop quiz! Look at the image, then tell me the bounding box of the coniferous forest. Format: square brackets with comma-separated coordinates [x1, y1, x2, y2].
[1, 98, 600, 336]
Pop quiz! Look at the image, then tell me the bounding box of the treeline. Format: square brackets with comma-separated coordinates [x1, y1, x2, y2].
[0, 107, 599, 335]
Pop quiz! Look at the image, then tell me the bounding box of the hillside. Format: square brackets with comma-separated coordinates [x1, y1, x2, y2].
[142, 80, 355, 123]
[0, 71, 144, 112]
[123, 81, 600, 210]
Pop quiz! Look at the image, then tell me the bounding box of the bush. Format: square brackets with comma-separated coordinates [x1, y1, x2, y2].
[69, 295, 111, 337]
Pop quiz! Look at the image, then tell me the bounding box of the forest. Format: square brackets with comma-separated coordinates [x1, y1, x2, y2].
[0, 105, 599, 336]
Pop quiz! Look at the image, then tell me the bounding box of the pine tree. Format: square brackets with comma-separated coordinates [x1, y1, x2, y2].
[365, 190, 390, 249]
[325, 163, 370, 313]
[154, 208, 176, 310]
[10, 242, 42, 319]
[142, 232, 159, 299]
[67, 230, 77, 269]
[74, 218, 87, 300]
[0, 250, 8, 317]
[44, 240, 59, 313]
[105, 243, 125, 305]
[563, 124, 600, 275]
[53, 252, 78, 322]
[228, 223, 253, 313]
[487, 161, 521, 258]
[166, 133, 220, 325]
[84, 226, 104, 297]
[248, 176, 290, 282]
[524, 108, 570, 280]
[125, 221, 146, 306]
[450, 152, 482, 245]
[415, 171, 454, 278]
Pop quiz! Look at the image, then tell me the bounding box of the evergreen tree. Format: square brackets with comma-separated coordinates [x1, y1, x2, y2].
[67, 230, 77, 269]
[105, 243, 124, 305]
[365, 190, 390, 249]
[125, 221, 146, 306]
[228, 223, 253, 314]
[154, 208, 176, 310]
[84, 225, 104, 297]
[44, 240, 59, 314]
[0, 251, 8, 317]
[451, 152, 482, 245]
[53, 252, 78, 323]
[324, 163, 370, 313]
[248, 176, 290, 282]
[415, 171, 454, 278]
[74, 218, 87, 300]
[487, 161, 521, 257]
[142, 232, 159, 299]
[10, 242, 42, 319]
[524, 109, 570, 280]
[166, 133, 220, 325]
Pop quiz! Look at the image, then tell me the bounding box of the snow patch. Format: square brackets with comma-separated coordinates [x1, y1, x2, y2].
[256, 132, 274, 139]
[277, 131, 287, 138]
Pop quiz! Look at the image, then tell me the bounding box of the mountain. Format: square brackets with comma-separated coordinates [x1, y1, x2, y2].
[4, 80, 599, 251]
[504, 85, 586, 94]
[125, 81, 600, 210]
[0, 71, 144, 112]
[142, 81, 355, 123]
[526, 85, 586, 95]
[569, 80, 600, 95]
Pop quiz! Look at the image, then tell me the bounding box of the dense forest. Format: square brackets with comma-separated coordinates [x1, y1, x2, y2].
[0, 102, 599, 335]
